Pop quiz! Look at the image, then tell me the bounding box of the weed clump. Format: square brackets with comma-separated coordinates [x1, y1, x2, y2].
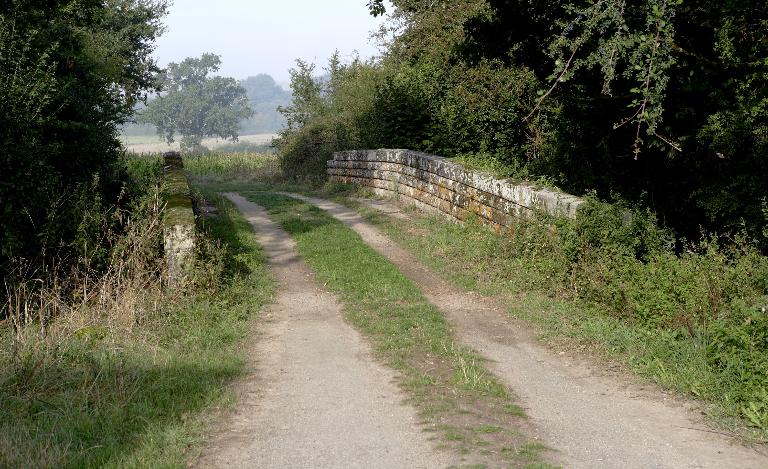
[545, 199, 768, 427]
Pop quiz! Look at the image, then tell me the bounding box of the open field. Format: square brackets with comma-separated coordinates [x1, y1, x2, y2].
[121, 133, 278, 154]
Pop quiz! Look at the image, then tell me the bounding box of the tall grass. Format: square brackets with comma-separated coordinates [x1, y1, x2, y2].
[3, 187, 166, 345]
[183, 152, 280, 183]
[0, 162, 272, 467]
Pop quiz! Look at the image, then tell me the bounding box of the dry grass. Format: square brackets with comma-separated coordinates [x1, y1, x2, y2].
[0, 188, 272, 468]
[2, 190, 167, 347]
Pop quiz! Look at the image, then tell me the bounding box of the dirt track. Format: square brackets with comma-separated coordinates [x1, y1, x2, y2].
[284, 192, 768, 469]
[194, 193, 450, 468]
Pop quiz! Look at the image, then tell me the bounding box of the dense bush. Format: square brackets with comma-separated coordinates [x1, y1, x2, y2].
[277, 56, 557, 183]
[558, 203, 768, 424]
[282, 0, 768, 245]
[364, 62, 446, 152]
[276, 56, 371, 180]
[0, 0, 167, 270]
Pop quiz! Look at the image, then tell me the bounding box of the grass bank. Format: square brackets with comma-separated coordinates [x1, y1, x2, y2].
[343, 192, 768, 442]
[240, 191, 557, 468]
[0, 193, 272, 468]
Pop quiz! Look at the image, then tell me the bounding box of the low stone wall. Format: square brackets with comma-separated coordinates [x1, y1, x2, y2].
[162, 152, 195, 284]
[327, 149, 582, 230]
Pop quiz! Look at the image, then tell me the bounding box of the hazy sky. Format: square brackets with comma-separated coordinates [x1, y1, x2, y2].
[154, 0, 389, 87]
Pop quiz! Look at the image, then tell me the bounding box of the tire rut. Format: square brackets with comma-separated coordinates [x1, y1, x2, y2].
[283, 192, 768, 469]
[193, 193, 451, 469]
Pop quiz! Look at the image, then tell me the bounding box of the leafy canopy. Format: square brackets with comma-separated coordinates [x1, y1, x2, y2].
[139, 53, 253, 152]
[361, 0, 768, 244]
[1, 0, 168, 265]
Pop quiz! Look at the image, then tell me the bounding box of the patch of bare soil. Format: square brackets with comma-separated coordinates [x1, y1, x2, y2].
[193, 193, 451, 469]
[285, 192, 768, 469]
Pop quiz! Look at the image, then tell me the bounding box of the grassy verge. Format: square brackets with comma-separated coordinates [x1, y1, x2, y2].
[0, 194, 272, 468]
[343, 192, 768, 443]
[180, 153, 767, 442]
[240, 191, 557, 469]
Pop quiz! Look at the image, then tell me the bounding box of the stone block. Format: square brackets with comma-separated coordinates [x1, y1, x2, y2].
[162, 151, 196, 284]
[327, 149, 583, 228]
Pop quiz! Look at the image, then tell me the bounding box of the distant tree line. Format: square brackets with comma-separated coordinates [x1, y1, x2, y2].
[282, 0, 768, 247]
[123, 72, 291, 138]
[238, 74, 292, 134]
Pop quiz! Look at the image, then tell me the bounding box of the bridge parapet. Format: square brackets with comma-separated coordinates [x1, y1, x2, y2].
[328, 149, 582, 230]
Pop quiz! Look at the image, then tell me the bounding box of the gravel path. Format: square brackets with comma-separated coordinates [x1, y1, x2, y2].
[193, 193, 451, 469]
[284, 192, 768, 469]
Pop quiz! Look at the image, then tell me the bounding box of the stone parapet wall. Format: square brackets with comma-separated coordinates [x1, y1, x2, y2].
[162, 152, 195, 284]
[327, 149, 582, 229]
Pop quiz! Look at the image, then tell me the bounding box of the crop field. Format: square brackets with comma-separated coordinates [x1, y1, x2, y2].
[121, 133, 278, 154]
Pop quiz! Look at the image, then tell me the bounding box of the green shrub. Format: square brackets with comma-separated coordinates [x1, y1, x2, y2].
[561, 196, 673, 263]
[707, 301, 768, 428]
[276, 57, 558, 182]
[0, 1, 166, 269]
[363, 62, 446, 151]
[435, 62, 554, 164]
[277, 117, 360, 181]
[276, 55, 375, 180]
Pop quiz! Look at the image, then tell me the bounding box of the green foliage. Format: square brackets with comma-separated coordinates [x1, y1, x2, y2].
[336, 1, 768, 244]
[368, 194, 768, 432]
[279, 118, 360, 180]
[707, 302, 768, 428]
[279, 59, 326, 130]
[364, 62, 445, 151]
[560, 196, 673, 262]
[139, 53, 253, 153]
[556, 209, 768, 421]
[124, 154, 163, 196]
[0, 0, 167, 269]
[276, 55, 373, 179]
[436, 62, 556, 162]
[277, 54, 555, 180]
[542, 0, 684, 156]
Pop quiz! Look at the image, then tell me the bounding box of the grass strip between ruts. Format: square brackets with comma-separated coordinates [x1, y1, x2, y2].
[242, 191, 558, 469]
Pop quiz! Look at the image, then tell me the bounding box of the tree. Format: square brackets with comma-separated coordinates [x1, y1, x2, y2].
[139, 53, 253, 152]
[360, 0, 768, 242]
[1, 0, 168, 266]
[240, 74, 290, 103]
